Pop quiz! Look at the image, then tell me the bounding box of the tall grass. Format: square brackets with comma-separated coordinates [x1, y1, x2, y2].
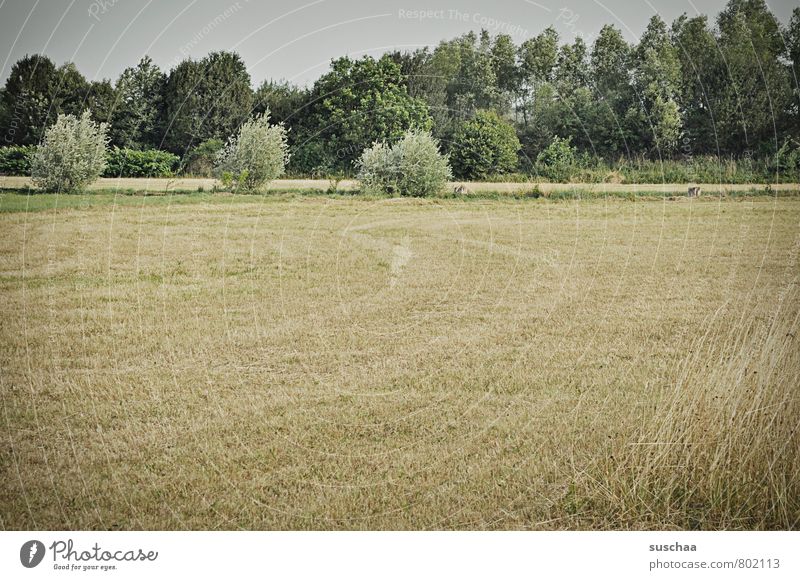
[589, 293, 800, 529]
[523, 155, 799, 184]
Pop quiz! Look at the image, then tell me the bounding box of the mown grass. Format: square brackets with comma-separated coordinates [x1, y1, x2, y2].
[1, 194, 798, 529]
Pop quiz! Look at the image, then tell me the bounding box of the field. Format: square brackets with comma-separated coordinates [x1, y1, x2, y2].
[1, 192, 798, 530]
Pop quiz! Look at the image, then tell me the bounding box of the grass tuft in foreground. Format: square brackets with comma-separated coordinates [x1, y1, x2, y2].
[579, 290, 800, 529]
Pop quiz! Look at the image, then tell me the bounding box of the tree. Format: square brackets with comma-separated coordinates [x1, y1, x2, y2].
[406, 42, 459, 141]
[31, 111, 109, 192]
[448, 31, 500, 120]
[160, 58, 204, 153]
[253, 80, 307, 126]
[357, 129, 452, 196]
[214, 111, 288, 193]
[85, 80, 116, 124]
[253, 79, 307, 161]
[788, 8, 800, 76]
[161, 51, 254, 154]
[1, 54, 58, 145]
[785, 8, 800, 141]
[589, 25, 634, 157]
[554, 37, 590, 98]
[450, 110, 520, 179]
[516, 28, 560, 164]
[405, 31, 504, 145]
[628, 15, 682, 154]
[519, 28, 559, 85]
[491, 34, 520, 115]
[201, 51, 254, 142]
[536, 135, 578, 181]
[295, 55, 431, 172]
[672, 14, 722, 154]
[111, 56, 165, 149]
[548, 37, 596, 152]
[51, 63, 90, 118]
[716, 0, 791, 155]
[386, 48, 432, 100]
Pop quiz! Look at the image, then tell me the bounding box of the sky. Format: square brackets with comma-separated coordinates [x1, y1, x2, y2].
[0, 0, 796, 88]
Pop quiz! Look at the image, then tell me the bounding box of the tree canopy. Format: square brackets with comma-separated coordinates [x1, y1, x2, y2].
[1, 0, 797, 176]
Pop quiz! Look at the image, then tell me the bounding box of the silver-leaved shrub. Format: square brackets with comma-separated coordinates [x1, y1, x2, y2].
[356, 130, 451, 197]
[31, 111, 109, 193]
[214, 111, 289, 193]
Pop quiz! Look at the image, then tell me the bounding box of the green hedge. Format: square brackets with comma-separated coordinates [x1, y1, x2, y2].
[0, 145, 35, 175]
[0, 146, 180, 178]
[103, 148, 180, 178]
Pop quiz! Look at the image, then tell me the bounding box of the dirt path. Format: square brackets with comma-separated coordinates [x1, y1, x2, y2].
[1, 175, 797, 194]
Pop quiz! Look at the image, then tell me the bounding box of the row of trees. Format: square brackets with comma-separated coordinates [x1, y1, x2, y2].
[2, 0, 799, 178]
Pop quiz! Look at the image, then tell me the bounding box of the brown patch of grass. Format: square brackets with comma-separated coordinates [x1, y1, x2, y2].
[1, 196, 798, 529]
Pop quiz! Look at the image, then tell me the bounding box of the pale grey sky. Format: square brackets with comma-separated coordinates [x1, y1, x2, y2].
[0, 0, 796, 88]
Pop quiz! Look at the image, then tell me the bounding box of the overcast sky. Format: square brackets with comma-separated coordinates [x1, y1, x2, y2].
[0, 0, 795, 88]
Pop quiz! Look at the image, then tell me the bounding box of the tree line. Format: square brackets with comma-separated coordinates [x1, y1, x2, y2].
[1, 0, 799, 180]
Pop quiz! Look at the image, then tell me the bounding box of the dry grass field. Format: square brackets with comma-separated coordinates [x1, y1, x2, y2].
[1, 193, 798, 530]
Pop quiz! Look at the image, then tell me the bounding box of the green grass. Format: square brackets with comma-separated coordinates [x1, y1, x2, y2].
[2, 184, 797, 214]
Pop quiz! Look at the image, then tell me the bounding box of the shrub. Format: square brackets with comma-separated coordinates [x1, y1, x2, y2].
[31, 111, 109, 193]
[104, 147, 179, 178]
[771, 138, 800, 179]
[214, 111, 289, 193]
[356, 129, 451, 197]
[450, 110, 520, 180]
[0, 145, 36, 175]
[182, 138, 224, 177]
[535, 136, 578, 182]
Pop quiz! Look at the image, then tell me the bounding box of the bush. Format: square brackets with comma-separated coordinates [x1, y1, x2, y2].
[214, 112, 289, 193]
[31, 111, 109, 193]
[450, 110, 520, 180]
[535, 136, 578, 182]
[0, 145, 36, 175]
[356, 129, 451, 197]
[182, 139, 223, 177]
[772, 138, 800, 179]
[104, 147, 179, 177]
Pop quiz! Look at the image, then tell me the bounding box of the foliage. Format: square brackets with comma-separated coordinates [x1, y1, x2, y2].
[253, 80, 307, 125]
[450, 110, 520, 179]
[104, 147, 179, 177]
[213, 111, 289, 193]
[535, 136, 578, 181]
[161, 51, 254, 154]
[51, 63, 91, 118]
[628, 16, 682, 154]
[1, 1, 798, 179]
[356, 129, 451, 196]
[111, 56, 165, 149]
[713, 1, 791, 155]
[85, 80, 116, 124]
[294, 55, 431, 172]
[771, 139, 800, 176]
[31, 111, 109, 192]
[1, 54, 59, 145]
[0, 145, 35, 175]
[182, 138, 224, 177]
